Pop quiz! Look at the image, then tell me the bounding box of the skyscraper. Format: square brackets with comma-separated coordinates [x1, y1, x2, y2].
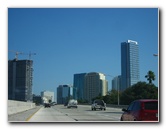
[57, 85, 70, 104]
[73, 73, 86, 100]
[84, 72, 108, 102]
[8, 59, 33, 101]
[121, 40, 139, 91]
[112, 75, 121, 91]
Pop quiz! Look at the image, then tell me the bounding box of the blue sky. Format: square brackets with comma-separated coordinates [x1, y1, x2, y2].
[8, 8, 158, 96]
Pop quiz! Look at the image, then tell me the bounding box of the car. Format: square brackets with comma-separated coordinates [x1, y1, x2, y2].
[67, 99, 78, 108]
[44, 103, 51, 108]
[91, 99, 106, 111]
[120, 99, 158, 121]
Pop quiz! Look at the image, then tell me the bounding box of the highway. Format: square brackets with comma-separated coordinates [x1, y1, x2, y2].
[27, 105, 123, 122]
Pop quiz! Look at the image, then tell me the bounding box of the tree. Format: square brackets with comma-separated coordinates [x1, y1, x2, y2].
[145, 70, 155, 84]
[120, 81, 158, 105]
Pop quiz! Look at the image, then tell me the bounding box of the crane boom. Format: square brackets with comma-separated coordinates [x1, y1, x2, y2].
[9, 50, 36, 60]
[9, 50, 23, 60]
[28, 52, 36, 60]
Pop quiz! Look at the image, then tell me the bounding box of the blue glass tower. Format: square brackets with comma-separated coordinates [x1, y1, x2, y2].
[121, 40, 139, 91]
[73, 73, 86, 100]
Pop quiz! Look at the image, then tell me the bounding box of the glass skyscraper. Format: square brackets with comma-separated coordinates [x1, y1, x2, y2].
[73, 73, 86, 100]
[121, 40, 139, 91]
[57, 85, 70, 104]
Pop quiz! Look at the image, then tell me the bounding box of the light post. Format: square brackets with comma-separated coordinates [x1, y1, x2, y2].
[104, 74, 120, 106]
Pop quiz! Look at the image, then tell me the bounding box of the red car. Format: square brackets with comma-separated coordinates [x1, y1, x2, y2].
[120, 99, 158, 121]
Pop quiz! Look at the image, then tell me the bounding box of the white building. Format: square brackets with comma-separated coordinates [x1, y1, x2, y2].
[84, 72, 108, 102]
[41, 91, 54, 104]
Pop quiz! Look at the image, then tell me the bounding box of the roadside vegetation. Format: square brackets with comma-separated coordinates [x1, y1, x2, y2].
[91, 70, 158, 105]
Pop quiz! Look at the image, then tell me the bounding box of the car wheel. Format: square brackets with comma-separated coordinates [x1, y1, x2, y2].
[120, 117, 123, 121]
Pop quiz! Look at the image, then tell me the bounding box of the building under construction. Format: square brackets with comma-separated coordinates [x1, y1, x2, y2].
[8, 59, 33, 102]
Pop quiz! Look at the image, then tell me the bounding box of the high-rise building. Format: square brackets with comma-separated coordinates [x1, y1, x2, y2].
[121, 40, 140, 91]
[84, 72, 108, 102]
[112, 75, 121, 91]
[57, 85, 70, 104]
[8, 59, 33, 101]
[73, 73, 86, 100]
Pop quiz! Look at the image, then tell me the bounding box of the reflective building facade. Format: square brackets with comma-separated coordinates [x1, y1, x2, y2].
[57, 85, 70, 104]
[73, 73, 86, 100]
[121, 40, 139, 91]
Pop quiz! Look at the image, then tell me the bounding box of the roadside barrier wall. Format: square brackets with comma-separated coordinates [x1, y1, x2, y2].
[8, 100, 36, 115]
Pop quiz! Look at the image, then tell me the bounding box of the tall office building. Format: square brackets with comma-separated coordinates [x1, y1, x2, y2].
[121, 40, 140, 91]
[73, 73, 86, 100]
[8, 59, 33, 101]
[112, 75, 121, 91]
[57, 85, 70, 104]
[84, 72, 108, 102]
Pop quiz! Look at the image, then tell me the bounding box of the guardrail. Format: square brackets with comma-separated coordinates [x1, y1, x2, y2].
[78, 103, 128, 109]
[106, 104, 128, 109]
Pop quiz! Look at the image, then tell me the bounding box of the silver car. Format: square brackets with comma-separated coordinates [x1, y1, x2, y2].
[91, 99, 106, 111]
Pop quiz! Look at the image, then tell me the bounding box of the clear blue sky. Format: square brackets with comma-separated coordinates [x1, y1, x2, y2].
[8, 8, 158, 96]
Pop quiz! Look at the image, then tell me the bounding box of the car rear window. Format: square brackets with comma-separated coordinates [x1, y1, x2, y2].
[95, 100, 104, 105]
[144, 101, 158, 110]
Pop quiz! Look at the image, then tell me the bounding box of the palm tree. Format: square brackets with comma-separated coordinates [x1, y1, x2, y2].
[145, 71, 155, 84]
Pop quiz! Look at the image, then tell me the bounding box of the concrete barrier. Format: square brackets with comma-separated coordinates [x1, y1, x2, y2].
[106, 104, 128, 109]
[8, 100, 36, 115]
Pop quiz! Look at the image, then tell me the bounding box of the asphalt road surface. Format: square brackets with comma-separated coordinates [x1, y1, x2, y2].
[26, 105, 123, 122]
[8, 105, 123, 122]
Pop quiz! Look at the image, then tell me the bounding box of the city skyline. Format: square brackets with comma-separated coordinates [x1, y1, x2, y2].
[8, 8, 158, 97]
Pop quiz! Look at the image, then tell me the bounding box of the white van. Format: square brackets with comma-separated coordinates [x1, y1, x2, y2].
[67, 99, 78, 108]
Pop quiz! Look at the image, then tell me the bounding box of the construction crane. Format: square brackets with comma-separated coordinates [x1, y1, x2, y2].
[9, 50, 36, 60]
[28, 52, 36, 60]
[9, 50, 23, 61]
